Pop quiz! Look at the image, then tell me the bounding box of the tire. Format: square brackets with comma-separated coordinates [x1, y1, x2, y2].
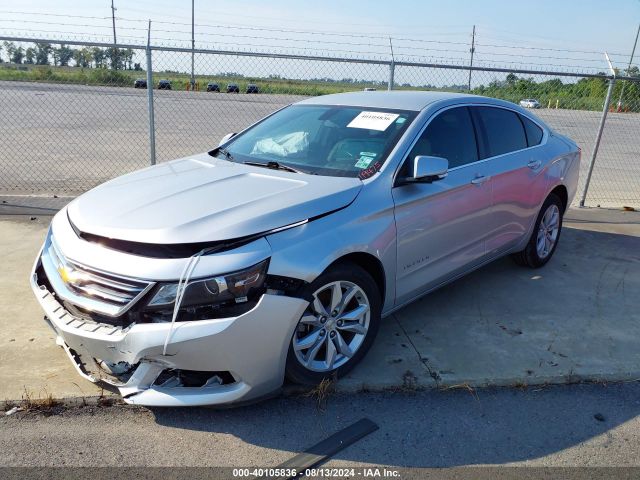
[285, 262, 382, 385]
[512, 193, 564, 268]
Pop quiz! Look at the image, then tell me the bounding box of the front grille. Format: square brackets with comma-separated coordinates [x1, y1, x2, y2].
[41, 236, 154, 317]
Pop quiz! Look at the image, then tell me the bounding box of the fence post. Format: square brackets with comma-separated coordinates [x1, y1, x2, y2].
[146, 21, 157, 166]
[387, 37, 395, 91]
[579, 77, 615, 207]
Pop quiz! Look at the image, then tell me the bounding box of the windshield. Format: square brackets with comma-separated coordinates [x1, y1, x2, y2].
[217, 104, 416, 178]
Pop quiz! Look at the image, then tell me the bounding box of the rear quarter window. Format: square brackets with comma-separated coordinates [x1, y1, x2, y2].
[474, 106, 528, 158]
[520, 114, 544, 147]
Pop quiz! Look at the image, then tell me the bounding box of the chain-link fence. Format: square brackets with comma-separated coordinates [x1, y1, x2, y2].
[1, 36, 639, 209]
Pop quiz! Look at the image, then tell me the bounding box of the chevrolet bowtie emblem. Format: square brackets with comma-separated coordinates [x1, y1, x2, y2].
[58, 264, 82, 285]
[58, 265, 70, 283]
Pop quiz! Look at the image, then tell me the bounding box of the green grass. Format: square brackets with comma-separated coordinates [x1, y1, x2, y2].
[0, 63, 380, 96]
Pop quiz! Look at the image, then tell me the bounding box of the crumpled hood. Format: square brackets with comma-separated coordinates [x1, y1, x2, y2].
[68, 153, 362, 244]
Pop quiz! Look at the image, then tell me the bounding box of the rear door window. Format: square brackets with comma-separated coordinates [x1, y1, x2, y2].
[474, 107, 528, 158]
[520, 114, 544, 147]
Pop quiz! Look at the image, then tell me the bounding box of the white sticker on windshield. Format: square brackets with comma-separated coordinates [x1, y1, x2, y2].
[347, 111, 400, 131]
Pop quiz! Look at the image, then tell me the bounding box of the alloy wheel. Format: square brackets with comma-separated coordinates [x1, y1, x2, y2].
[536, 203, 560, 259]
[292, 280, 370, 372]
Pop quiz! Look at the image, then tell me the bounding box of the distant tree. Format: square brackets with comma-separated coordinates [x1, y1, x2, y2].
[515, 77, 535, 93]
[506, 73, 518, 86]
[34, 42, 52, 65]
[56, 44, 74, 66]
[92, 47, 106, 68]
[3, 42, 16, 63]
[82, 48, 93, 67]
[10, 46, 24, 64]
[122, 48, 134, 70]
[72, 48, 82, 67]
[72, 47, 91, 68]
[133, 62, 142, 71]
[107, 47, 122, 69]
[25, 47, 35, 64]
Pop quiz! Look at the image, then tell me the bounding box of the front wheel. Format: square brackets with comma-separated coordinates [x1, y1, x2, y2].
[285, 263, 381, 385]
[512, 193, 564, 268]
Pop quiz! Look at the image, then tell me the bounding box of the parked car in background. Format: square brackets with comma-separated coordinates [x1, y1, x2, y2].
[520, 98, 541, 109]
[158, 79, 172, 90]
[31, 91, 580, 407]
[246, 83, 260, 94]
[134, 79, 147, 89]
[207, 82, 220, 92]
[363, 87, 377, 91]
[227, 83, 240, 93]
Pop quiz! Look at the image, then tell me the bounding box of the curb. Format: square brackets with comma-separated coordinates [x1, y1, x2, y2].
[3, 372, 639, 411]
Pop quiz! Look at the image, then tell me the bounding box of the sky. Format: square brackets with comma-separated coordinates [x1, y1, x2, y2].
[1, 0, 639, 83]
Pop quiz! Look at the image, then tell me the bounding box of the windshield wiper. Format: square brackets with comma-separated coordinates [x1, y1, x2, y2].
[216, 147, 235, 161]
[244, 160, 304, 174]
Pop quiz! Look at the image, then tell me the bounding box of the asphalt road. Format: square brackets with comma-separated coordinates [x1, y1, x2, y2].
[2, 382, 640, 472]
[0, 80, 638, 208]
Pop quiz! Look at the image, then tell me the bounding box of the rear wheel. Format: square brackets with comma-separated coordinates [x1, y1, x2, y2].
[285, 263, 381, 385]
[512, 193, 564, 268]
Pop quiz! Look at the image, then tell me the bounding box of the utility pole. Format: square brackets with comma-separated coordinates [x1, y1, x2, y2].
[617, 22, 640, 111]
[190, 0, 195, 91]
[111, 0, 118, 69]
[468, 25, 475, 91]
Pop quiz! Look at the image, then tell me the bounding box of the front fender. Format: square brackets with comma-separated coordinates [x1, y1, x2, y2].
[265, 188, 397, 314]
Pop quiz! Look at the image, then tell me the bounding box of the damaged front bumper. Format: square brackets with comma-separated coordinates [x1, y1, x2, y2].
[30, 262, 308, 407]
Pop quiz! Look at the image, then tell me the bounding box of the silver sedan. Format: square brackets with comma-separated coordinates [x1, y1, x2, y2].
[31, 91, 580, 406]
[520, 98, 541, 109]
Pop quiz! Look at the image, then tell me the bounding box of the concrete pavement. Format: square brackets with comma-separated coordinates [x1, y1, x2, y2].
[0, 206, 638, 404]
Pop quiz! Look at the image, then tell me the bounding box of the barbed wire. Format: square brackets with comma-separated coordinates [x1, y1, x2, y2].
[0, 27, 618, 71]
[0, 32, 614, 73]
[0, 12, 634, 75]
[0, 9, 633, 59]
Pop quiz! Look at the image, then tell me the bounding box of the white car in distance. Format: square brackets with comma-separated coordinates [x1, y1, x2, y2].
[520, 98, 541, 109]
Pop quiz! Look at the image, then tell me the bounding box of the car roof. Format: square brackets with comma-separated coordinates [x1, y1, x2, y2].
[297, 90, 514, 112]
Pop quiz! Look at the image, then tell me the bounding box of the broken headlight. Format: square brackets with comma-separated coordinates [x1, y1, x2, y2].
[147, 259, 268, 308]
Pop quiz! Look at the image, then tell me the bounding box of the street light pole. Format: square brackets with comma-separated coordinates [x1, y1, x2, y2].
[617, 22, 640, 110]
[191, 0, 195, 91]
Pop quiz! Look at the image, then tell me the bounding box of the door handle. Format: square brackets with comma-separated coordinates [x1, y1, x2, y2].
[471, 175, 490, 185]
[527, 160, 542, 170]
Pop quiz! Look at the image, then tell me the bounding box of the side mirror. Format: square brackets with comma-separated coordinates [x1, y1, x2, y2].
[219, 132, 237, 147]
[412, 155, 448, 182]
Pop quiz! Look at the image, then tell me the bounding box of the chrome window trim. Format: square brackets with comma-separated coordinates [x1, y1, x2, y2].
[392, 102, 549, 186]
